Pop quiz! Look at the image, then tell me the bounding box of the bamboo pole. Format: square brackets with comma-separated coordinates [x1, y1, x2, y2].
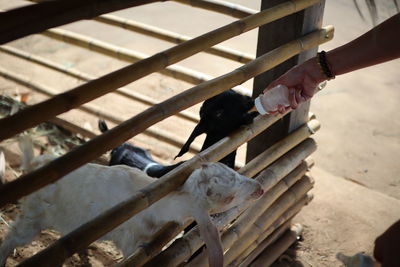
[236, 221, 293, 267]
[144, 139, 316, 267]
[239, 119, 320, 177]
[0, 67, 202, 154]
[185, 165, 309, 267]
[0, 0, 160, 45]
[234, 195, 312, 266]
[172, 0, 256, 18]
[94, 14, 255, 63]
[0, 0, 327, 141]
[43, 28, 230, 88]
[118, 221, 181, 267]
[0, 45, 199, 123]
[0, 26, 332, 206]
[118, 119, 317, 266]
[250, 223, 304, 267]
[223, 176, 314, 265]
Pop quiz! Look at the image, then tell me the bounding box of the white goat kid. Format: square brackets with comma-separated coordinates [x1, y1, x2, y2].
[0, 137, 263, 267]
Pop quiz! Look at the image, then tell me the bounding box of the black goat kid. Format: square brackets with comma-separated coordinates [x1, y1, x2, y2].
[175, 89, 257, 168]
[99, 89, 257, 176]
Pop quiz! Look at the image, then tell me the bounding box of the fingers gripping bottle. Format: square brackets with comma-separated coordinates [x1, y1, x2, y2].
[254, 84, 290, 115]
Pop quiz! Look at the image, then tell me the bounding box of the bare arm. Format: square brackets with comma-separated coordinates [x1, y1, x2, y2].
[264, 13, 400, 112]
[328, 13, 400, 75]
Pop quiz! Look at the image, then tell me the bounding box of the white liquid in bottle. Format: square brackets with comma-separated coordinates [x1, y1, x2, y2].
[254, 84, 290, 115]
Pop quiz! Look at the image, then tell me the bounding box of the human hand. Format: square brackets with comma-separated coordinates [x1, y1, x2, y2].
[373, 219, 400, 266]
[263, 57, 326, 114]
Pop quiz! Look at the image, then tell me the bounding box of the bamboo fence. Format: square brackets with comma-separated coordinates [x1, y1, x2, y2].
[143, 138, 316, 267]
[117, 119, 317, 266]
[0, 0, 160, 45]
[250, 223, 304, 267]
[0, 0, 326, 141]
[172, 0, 257, 18]
[0, 67, 202, 154]
[0, 26, 333, 209]
[222, 176, 314, 265]
[0, 45, 199, 123]
[93, 14, 255, 63]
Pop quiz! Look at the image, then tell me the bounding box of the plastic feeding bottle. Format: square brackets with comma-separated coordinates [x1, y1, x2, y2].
[254, 84, 290, 115]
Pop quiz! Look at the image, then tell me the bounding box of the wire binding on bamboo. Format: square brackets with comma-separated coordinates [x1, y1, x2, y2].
[0, 0, 326, 142]
[222, 176, 314, 265]
[94, 14, 255, 63]
[0, 67, 202, 154]
[144, 139, 316, 267]
[172, 0, 256, 18]
[0, 0, 160, 45]
[0, 45, 200, 123]
[250, 223, 304, 267]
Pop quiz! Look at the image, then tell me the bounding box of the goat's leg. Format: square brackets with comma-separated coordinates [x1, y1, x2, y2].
[0, 216, 42, 266]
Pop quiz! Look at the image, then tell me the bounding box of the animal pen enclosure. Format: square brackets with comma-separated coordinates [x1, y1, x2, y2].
[0, 0, 333, 266]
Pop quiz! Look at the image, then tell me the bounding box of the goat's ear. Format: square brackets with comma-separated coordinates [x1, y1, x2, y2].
[193, 209, 224, 267]
[175, 122, 205, 159]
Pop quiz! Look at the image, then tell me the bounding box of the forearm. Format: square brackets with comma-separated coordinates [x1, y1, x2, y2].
[326, 13, 400, 76]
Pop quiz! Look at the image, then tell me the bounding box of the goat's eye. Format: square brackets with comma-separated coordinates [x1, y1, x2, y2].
[215, 110, 223, 118]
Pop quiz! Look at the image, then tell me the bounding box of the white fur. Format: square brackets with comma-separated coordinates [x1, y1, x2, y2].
[0, 151, 5, 185]
[0, 138, 263, 266]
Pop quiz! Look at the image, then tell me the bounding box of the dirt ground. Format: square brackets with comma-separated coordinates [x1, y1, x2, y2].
[0, 0, 399, 266]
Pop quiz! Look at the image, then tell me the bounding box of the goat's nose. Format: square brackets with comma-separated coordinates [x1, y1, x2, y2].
[250, 186, 264, 199]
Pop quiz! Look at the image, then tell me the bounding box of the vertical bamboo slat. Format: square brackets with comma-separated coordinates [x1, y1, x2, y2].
[0, 0, 160, 45]
[172, 0, 256, 18]
[0, 0, 327, 142]
[0, 45, 199, 123]
[0, 67, 202, 154]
